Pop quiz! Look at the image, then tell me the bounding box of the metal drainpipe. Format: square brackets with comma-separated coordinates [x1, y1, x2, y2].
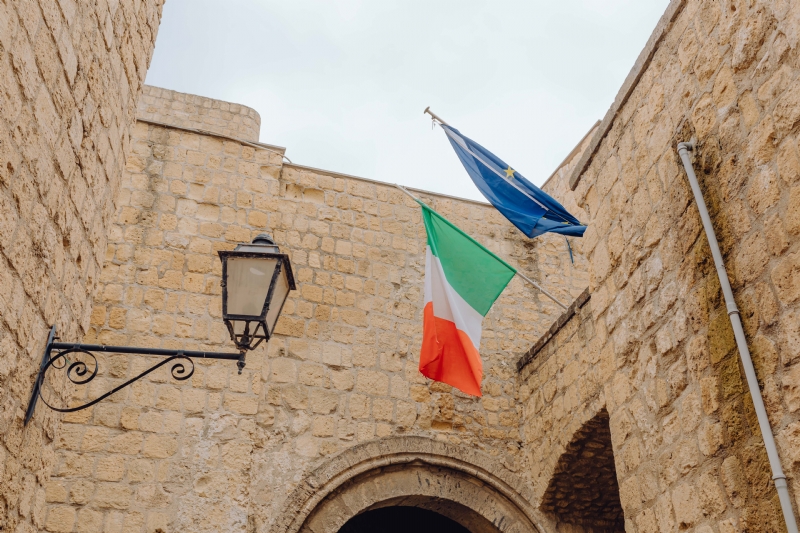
[677, 141, 799, 533]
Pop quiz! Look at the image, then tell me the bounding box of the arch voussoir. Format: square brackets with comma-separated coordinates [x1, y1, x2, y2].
[269, 436, 545, 533]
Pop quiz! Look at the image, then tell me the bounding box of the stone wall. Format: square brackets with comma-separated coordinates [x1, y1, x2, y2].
[532, 122, 596, 315]
[41, 102, 592, 532]
[518, 0, 800, 531]
[136, 85, 263, 142]
[517, 293, 611, 520]
[0, 0, 163, 531]
[536, 123, 596, 299]
[18, 0, 800, 530]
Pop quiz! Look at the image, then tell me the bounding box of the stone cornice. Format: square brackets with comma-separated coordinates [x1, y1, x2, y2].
[517, 288, 591, 372]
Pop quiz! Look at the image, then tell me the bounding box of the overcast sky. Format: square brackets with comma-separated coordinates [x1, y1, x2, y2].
[145, 0, 669, 202]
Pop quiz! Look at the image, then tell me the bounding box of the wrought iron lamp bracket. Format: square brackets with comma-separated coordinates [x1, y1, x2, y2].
[24, 325, 245, 426]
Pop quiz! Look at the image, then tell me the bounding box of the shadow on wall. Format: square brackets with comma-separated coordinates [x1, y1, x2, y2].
[541, 409, 624, 533]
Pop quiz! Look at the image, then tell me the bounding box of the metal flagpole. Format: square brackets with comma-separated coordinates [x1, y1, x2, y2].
[514, 272, 568, 310]
[424, 107, 449, 126]
[394, 184, 568, 310]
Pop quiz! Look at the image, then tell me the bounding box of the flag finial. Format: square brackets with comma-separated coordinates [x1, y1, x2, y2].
[424, 107, 449, 126]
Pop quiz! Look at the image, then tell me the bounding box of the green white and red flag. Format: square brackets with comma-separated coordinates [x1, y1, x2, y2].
[417, 200, 516, 396]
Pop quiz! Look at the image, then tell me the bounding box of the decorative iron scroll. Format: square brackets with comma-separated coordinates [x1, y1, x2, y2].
[25, 325, 244, 425]
[36, 349, 195, 413]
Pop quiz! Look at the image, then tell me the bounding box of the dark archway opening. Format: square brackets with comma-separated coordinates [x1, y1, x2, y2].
[339, 506, 472, 533]
[541, 409, 625, 532]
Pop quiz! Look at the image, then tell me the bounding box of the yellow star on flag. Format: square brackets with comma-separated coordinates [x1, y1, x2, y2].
[504, 167, 515, 179]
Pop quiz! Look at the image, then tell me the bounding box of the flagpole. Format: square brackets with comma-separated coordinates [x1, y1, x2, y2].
[514, 272, 568, 310]
[394, 184, 568, 310]
[423, 107, 449, 126]
[394, 183, 421, 203]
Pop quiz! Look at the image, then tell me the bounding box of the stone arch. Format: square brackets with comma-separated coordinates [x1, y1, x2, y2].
[540, 409, 624, 532]
[529, 395, 607, 506]
[268, 436, 545, 533]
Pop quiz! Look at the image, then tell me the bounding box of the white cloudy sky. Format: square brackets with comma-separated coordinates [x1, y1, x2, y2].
[145, 0, 669, 202]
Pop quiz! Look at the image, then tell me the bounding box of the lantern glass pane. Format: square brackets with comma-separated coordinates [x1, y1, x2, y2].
[226, 257, 278, 317]
[266, 267, 291, 333]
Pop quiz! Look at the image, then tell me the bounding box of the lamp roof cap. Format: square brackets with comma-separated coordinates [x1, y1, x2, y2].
[232, 234, 280, 253]
[252, 234, 275, 245]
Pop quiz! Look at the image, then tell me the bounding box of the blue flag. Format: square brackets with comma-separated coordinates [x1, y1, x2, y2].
[442, 124, 586, 239]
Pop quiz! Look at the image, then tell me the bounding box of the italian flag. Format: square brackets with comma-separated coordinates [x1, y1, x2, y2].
[418, 200, 516, 397]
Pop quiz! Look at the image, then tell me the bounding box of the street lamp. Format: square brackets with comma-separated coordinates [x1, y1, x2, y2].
[219, 234, 295, 352]
[24, 235, 295, 425]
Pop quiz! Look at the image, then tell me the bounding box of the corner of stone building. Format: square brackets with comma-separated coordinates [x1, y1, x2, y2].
[528, 0, 800, 530]
[0, 1, 165, 532]
[137, 85, 263, 142]
[516, 271, 627, 531]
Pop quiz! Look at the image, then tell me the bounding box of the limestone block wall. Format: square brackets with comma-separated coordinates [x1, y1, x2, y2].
[136, 85, 263, 142]
[41, 102, 590, 533]
[517, 291, 617, 532]
[535, 123, 597, 303]
[520, 0, 800, 531]
[0, 0, 164, 531]
[517, 292, 599, 498]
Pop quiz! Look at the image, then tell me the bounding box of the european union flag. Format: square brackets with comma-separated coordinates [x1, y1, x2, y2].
[441, 124, 586, 239]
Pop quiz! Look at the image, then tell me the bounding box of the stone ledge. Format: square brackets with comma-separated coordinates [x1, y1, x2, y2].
[516, 288, 590, 372]
[283, 163, 493, 207]
[136, 117, 286, 154]
[568, 0, 687, 191]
